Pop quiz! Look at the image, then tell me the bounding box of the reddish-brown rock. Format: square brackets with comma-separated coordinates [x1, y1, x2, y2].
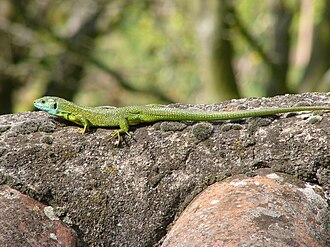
[0, 185, 77, 246]
[162, 169, 330, 247]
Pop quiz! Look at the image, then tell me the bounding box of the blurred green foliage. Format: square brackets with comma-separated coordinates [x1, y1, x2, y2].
[0, 0, 329, 114]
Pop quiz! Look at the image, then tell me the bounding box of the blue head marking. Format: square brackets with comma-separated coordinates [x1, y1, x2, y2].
[34, 97, 60, 115]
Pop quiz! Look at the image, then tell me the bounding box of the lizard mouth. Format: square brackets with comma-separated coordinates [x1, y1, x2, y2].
[33, 102, 40, 109]
[33, 101, 42, 110]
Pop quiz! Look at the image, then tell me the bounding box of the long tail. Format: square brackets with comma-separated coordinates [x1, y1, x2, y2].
[140, 106, 330, 122]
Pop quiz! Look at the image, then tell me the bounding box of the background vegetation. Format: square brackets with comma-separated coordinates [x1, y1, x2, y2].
[0, 0, 329, 114]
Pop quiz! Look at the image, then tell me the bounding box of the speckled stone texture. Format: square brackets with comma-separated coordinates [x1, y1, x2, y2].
[0, 93, 329, 246]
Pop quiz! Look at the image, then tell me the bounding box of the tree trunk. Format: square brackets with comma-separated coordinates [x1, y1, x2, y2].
[267, 0, 292, 96]
[195, 0, 239, 102]
[299, 0, 330, 92]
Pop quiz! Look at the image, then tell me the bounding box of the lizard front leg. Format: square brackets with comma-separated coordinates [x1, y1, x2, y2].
[63, 113, 90, 133]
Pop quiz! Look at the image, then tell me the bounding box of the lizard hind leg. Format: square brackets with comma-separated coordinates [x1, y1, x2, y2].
[110, 118, 131, 144]
[110, 129, 131, 144]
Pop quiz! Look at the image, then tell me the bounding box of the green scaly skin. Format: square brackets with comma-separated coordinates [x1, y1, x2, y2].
[34, 96, 330, 142]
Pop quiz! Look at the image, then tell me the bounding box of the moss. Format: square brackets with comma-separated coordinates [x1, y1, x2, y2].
[203, 139, 216, 149]
[160, 122, 187, 132]
[247, 117, 273, 134]
[38, 122, 56, 133]
[192, 122, 213, 141]
[221, 123, 243, 131]
[41, 136, 53, 145]
[308, 116, 322, 124]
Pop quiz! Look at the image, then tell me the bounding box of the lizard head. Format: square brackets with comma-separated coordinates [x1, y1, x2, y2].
[34, 96, 64, 115]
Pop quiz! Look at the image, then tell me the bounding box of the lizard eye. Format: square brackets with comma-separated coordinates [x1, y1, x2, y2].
[41, 100, 45, 104]
[53, 103, 58, 109]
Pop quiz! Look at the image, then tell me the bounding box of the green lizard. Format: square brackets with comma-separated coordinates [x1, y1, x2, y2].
[34, 96, 330, 142]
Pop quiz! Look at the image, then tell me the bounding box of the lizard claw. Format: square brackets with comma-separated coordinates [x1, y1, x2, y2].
[110, 130, 131, 145]
[81, 125, 88, 134]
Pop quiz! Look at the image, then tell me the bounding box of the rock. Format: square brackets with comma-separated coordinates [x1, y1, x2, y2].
[0, 185, 77, 246]
[161, 169, 330, 246]
[0, 93, 329, 245]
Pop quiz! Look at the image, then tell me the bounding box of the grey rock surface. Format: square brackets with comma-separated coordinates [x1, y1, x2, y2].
[0, 92, 329, 246]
